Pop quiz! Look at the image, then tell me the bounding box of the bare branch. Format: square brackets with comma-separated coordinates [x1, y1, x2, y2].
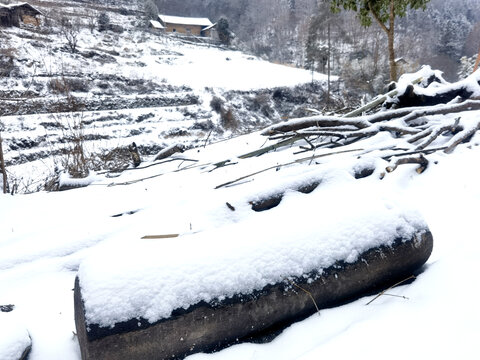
[444, 123, 480, 154]
[415, 119, 461, 150]
[261, 116, 370, 136]
[386, 155, 428, 174]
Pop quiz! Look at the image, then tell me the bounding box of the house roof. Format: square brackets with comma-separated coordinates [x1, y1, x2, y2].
[0, 2, 43, 15]
[149, 20, 164, 29]
[202, 22, 217, 31]
[158, 14, 213, 28]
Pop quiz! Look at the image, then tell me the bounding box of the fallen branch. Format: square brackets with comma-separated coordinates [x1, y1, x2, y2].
[215, 148, 362, 189]
[261, 117, 370, 136]
[141, 234, 179, 239]
[366, 275, 416, 305]
[415, 118, 460, 150]
[407, 128, 433, 144]
[238, 137, 302, 159]
[444, 124, 480, 154]
[155, 144, 185, 161]
[343, 77, 423, 117]
[386, 155, 429, 174]
[363, 99, 480, 124]
[401, 100, 480, 125]
[382, 146, 448, 161]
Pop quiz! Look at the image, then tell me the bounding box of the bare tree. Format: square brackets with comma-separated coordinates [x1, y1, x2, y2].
[60, 17, 81, 53]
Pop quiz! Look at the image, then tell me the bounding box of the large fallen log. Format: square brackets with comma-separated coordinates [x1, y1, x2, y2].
[75, 228, 433, 360]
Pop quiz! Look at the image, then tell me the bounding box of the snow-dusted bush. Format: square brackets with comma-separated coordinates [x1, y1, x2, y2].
[210, 96, 225, 113]
[458, 55, 477, 79]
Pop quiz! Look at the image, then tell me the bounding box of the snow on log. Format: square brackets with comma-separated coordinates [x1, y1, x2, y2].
[154, 143, 185, 161]
[74, 199, 433, 360]
[384, 65, 480, 109]
[0, 314, 32, 360]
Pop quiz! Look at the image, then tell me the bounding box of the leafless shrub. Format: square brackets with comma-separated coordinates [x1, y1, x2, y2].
[220, 108, 238, 130]
[59, 16, 81, 53]
[0, 48, 17, 77]
[57, 114, 90, 178]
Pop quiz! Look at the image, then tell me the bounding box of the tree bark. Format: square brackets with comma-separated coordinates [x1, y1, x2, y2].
[369, 0, 397, 82]
[387, 0, 397, 82]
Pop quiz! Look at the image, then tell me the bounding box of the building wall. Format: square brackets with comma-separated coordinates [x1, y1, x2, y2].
[0, 7, 40, 27]
[22, 14, 40, 26]
[165, 23, 205, 36]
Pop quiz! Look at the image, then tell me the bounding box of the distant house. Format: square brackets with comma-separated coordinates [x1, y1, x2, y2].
[0, 2, 42, 27]
[158, 14, 216, 37]
[149, 19, 164, 31]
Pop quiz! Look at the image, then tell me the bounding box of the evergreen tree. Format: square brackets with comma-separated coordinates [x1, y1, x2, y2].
[144, 0, 159, 21]
[217, 17, 233, 46]
[305, 15, 327, 71]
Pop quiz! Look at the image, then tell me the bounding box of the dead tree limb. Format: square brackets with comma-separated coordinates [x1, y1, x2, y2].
[415, 119, 461, 150]
[215, 148, 362, 189]
[407, 128, 433, 144]
[366, 275, 416, 305]
[382, 146, 448, 161]
[238, 137, 302, 159]
[366, 100, 480, 124]
[386, 155, 429, 174]
[344, 77, 423, 117]
[444, 124, 480, 154]
[155, 144, 185, 161]
[401, 100, 480, 124]
[261, 117, 370, 136]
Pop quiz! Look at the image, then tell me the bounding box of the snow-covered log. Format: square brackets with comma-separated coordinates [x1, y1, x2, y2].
[74, 217, 433, 360]
[154, 143, 186, 161]
[384, 66, 480, 109]
[0, 314, 32, 360]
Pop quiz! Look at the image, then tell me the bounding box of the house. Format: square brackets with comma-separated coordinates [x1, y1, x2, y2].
[158, 14, 216, 37]
[149, 19, 164, 31]
[0, 2, 42, 27]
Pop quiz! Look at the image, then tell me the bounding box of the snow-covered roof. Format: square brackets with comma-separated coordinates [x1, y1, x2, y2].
[149, 19, 164, 29]
[202, 22, 217, 31]
[158, 14, 213, 27]
[0, 2, 43, 15]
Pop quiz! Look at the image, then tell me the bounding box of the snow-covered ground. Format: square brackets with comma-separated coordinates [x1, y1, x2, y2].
[1, 8, 331, 192]
[1, 99, 479, 359]
[1, 2, 479, 359]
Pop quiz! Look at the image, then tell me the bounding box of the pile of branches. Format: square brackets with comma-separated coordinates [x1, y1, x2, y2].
[260, 98, 480, 175]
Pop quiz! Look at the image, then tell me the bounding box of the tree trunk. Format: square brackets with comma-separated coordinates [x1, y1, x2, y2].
[387, 0, 397, 82]
[369, 0, 397, 82]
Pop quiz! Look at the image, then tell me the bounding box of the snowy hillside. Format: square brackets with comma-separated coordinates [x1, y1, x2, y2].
[0, 0, 331, 193]
[1, 63, 480, 359]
